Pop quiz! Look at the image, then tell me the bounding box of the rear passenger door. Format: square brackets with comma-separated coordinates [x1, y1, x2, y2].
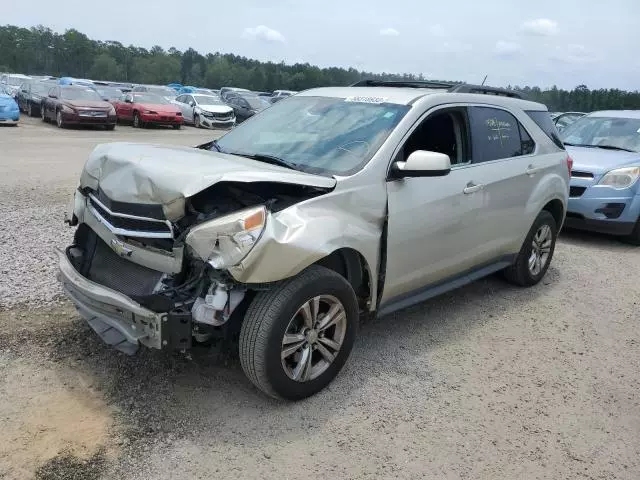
[466, 105, 538, 255]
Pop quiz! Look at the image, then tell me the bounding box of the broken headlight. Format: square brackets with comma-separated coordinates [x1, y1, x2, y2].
[185, 205, 266, 269]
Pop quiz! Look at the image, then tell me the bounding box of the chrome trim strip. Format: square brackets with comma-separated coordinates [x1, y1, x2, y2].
[88, 193, 174, 236]
[88, 203, 174, 239]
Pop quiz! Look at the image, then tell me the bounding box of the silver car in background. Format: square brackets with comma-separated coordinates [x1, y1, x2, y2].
[59, 81, 569, 400]
[173, 93, 235, 129]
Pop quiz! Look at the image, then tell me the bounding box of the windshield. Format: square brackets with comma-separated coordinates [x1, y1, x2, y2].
[132, 93, 169, 104]
[8, 76, 27, 86]
[561, 116, 640, 153]
[194, 94, 223, 105]
[148, 87, 176, 98]
[240, 95, 270, 110]
[216, 96, 410, 175]
[32, 83, 52, 94]
[60, 88, 102, 101]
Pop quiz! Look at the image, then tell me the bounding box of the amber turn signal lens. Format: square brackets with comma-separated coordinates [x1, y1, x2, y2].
[242, 208, 265, 230]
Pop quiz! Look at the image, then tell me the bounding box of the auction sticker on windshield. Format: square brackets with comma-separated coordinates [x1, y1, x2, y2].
[344, 96, 388, 104]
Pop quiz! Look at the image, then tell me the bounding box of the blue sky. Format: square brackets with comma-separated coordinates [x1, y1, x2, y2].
[5, 0, 640, 89]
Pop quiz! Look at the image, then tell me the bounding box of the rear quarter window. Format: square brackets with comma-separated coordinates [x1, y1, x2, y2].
[525, 110, 564, 149]
[469, 107, 531, 163]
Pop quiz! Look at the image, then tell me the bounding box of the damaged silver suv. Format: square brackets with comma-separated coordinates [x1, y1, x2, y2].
[59, 81, 570, 400]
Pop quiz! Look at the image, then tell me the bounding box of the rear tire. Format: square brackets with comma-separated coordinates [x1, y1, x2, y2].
[503, 210, 558, 286]
[623, 218, 640, 245]
[239, 265, 358, 400]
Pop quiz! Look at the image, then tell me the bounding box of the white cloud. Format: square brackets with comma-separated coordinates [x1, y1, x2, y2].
[242, 25, 285, 43]
[494, 41, 522, 57]
[379, 27, 400, 37]
[429, 24, 446, 37]
[521, 18, 559, 36]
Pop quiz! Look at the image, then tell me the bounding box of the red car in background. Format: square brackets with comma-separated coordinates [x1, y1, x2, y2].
[114, 92, 183, 129]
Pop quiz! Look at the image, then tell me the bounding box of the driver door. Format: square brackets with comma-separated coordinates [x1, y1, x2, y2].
[380, 106, 491, 307]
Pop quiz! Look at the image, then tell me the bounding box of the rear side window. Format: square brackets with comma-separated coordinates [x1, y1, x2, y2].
[525, 110, 564, 149]
[469, 107, 533, 163]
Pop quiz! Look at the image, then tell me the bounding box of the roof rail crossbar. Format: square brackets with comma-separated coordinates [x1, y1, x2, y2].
[350, 79, 455, 90]
[448, 84, 524, 99]
[350, 79, 525, 99]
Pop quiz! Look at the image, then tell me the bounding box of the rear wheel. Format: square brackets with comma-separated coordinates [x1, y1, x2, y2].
[56, 110, 65, 129]
[239, 265, 358, 400]
[503, 210, 558, 286]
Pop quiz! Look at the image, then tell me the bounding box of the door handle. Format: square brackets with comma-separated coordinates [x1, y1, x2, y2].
[526, 165, 542, 176]
[463, 182, 484, 194]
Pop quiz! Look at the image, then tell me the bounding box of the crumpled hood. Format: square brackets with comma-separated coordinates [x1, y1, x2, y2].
[567, 146, 640, 174]
[80, 142, 336, 219]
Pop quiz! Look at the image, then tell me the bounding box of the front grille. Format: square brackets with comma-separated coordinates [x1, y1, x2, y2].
[571, 170, 594, 179]
[89, 195, 172, 235]
[569, 186, 587, 198]
[204, 111, 233, 120]
[88, 235, 164, 297]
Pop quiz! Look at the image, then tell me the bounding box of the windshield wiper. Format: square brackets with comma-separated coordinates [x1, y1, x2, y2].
[563, 142, 594, 147]
[592, 144, 635, 152]
[227, 151, 299, 170]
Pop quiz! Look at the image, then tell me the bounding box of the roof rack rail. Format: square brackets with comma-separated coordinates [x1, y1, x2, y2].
[350, 79, 455, 90]
[448, 84, 524, 99]
[350, 79, 525, 99]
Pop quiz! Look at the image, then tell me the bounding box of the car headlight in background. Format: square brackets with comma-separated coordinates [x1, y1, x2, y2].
[598, 166, 640, 189]
[185, 205, 267, 269]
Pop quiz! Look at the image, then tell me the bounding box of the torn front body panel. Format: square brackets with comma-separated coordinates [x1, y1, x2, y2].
[227, 184, 386, 310]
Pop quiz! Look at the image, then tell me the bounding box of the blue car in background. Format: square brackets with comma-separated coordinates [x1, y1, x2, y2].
[562, 110, 640, 244]
[0, 90, 20, 125]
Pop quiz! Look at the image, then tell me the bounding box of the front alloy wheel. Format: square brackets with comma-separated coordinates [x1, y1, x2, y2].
[27, 102, 33, 117]
[56, 111, 64, 128]
[281, 295, 347, 382]
[240, 265, 358, 400]
[194, 114, 201, 128]
[41, 106, 46, 122]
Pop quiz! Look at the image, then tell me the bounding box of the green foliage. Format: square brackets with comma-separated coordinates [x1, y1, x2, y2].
[2, 24, 639, 111]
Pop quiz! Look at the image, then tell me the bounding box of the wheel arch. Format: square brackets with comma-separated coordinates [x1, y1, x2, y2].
[313, 248, 372, 311]
[542, 198, 565, 230]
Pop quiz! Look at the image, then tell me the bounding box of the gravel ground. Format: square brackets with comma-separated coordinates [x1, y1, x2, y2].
[1, 117, 639, 479]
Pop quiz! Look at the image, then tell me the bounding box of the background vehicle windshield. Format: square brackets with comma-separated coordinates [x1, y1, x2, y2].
[240, 95, 269, 110]
[97, 87, 123, 99]
[132, 93, 169, 104]
[32, 83, 52, 94]
[148, 87, 176, 97]
[216, 95, 410, 175]
[7, 76, 26, 86]
[194, 94, 223, 105]
[562, 116, 640, 152]
[60, 88, 102, 101]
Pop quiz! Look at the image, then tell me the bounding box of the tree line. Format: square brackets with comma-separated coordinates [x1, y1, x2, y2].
[1, 24, 639, 112]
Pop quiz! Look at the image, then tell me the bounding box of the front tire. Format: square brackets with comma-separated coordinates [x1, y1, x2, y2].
[105, 124, 115, 131]
[173, 124, 182, 130]
[41, 106, 47, 122]
[194, 114, 201, 128]
[27, 102, 33, 117]
[240, 265, 358, 400]
[503, 210, 558, 286]
[133, 112, 142, 128]
[56, 110, 65, 128]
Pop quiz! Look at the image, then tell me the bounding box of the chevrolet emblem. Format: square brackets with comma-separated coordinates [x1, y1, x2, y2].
[110, 239, 133, 257]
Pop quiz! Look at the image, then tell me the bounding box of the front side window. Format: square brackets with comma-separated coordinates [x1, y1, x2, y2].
[561, 116, 640, 153]
[215, 95, 410, 175]
[470, 107, 533, 163]
[400, 108, 470, 166]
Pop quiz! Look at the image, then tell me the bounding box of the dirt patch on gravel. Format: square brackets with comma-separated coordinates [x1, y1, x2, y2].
[0, 310, 118, 479]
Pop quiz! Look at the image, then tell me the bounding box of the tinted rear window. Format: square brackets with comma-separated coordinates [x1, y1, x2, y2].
[525, 111, 564, 149]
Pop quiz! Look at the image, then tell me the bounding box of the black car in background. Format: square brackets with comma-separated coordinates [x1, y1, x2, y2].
[224, 92, 271, 123]
[16, 81, 55, 116]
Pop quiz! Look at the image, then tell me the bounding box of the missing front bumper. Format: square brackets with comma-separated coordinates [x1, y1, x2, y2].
[57, 248, 192, 354]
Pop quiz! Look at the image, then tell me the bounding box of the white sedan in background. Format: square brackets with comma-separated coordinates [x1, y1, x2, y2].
[173, 94, 236, 129]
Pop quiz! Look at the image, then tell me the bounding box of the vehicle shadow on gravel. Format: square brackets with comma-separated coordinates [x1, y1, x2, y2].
[560, 228, 634, 249]
[34, 271, 553, 451]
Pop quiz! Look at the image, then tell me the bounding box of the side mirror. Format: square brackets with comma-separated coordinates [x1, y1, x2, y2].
[124, 98, 132, 103]
[391, 150, 451, 178]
